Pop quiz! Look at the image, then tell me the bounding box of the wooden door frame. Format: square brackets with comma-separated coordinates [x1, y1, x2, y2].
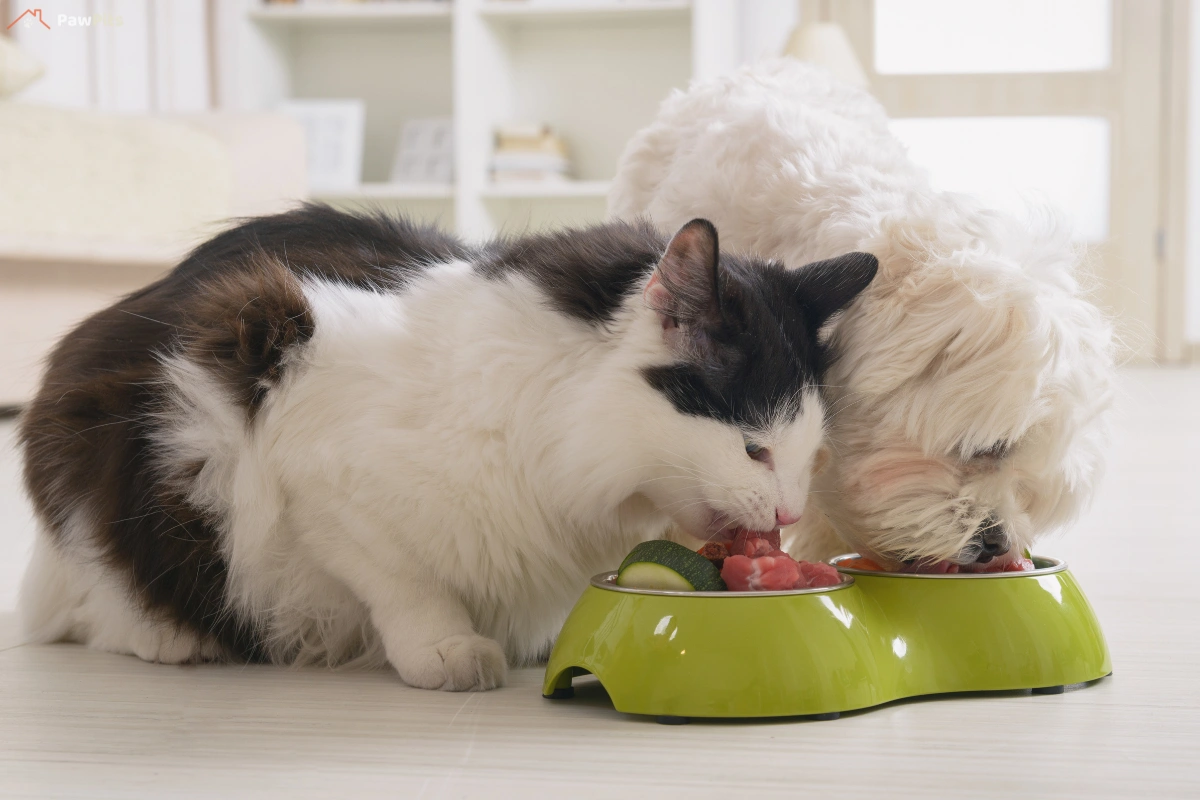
[812, 0, 1192, 363]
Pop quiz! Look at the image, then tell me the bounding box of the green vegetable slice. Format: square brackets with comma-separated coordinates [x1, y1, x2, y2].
[616, 540, 726, 592]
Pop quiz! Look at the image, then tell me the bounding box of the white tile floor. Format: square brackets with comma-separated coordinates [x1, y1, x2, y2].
[1, 367, 1199, 798]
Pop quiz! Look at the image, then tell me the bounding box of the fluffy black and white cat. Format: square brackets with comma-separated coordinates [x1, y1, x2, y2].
[19, 205, 876, 691]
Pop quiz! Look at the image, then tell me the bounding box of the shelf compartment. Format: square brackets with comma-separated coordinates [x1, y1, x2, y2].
[314, 182, 455, 200]
[479, 1, 691, 25]
[249, 2, 453, 26]
[481, 180, 612, 199]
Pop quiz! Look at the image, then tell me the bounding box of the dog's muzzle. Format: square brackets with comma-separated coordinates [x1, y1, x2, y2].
[963, 516, 1010, 564]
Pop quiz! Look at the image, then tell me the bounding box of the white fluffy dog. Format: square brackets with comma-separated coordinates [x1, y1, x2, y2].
[610, 61, 1115, 569]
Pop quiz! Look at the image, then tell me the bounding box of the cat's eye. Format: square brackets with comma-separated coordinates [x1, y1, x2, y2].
[744, 439, 771, 463]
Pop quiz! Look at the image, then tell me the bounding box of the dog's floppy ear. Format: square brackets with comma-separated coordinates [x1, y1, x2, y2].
[792, 251, 878, 330]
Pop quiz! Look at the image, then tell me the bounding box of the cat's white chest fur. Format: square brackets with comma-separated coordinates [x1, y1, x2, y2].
[172, 263, 664, 666]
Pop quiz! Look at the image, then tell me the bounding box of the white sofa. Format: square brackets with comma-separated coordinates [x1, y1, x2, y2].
[0, 104, 308, 406]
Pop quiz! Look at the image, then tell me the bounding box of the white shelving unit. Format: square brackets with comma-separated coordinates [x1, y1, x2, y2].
[478, 0, 691, 23]
[223, 0, 739, 239]
[479, 180, 612, 198]
[314, 182, 457, 201]
[248, 2, 453, 24]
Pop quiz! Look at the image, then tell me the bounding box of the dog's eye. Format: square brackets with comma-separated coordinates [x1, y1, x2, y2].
[744, 438, 771, 463]
[971, 441, 1011, 460]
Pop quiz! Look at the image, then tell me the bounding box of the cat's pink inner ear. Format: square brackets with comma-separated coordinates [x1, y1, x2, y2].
[660, 222, 717, 289]
[645, 219, 720, 337]
[643, 271, 676, 329]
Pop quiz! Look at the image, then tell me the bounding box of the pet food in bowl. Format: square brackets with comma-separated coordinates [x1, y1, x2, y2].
[617, 537, 844, 594]
[837, 555, 1036, 574]
[543, 549, 1110, 722]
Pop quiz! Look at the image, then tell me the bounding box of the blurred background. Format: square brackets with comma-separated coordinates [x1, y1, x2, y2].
[0, 0, 1197, 413]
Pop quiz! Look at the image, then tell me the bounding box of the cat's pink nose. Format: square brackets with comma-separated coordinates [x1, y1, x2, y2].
[776, 509, 802, 527]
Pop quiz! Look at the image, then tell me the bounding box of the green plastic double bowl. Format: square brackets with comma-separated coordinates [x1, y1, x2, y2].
[542, 555, 1110, 721]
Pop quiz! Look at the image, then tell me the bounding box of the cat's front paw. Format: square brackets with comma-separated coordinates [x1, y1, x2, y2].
[396, 634, 508, 691]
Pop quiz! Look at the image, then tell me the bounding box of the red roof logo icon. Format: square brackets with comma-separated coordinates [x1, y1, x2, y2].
[8, 8, 51, 30]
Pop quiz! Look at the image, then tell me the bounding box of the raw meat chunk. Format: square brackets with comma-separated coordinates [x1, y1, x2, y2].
[729, 529, 781, 558]
[837, 555, 1037, 574]
[721, 554, 800, 592]
[720, 552, 843, 591]
[836, 556, 884, 571]
[797, 560, 841, 588]
[696, 541, 729, 570]
[900, 560, 960, 574]
[707, 529, 846, 592]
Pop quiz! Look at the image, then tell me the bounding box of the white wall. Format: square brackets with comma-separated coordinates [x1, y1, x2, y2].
[1187, 0, 1200, 343]
[12, 0, 211, 112]
[739, 0, 798, 65]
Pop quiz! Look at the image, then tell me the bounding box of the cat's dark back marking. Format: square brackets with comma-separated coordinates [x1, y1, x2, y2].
[180, 259, 315, 416]
[478, 218, 665, 325]
[20, 266, 271, 659]
[19, 204, 468, 661]
[175, 202, 471, 290]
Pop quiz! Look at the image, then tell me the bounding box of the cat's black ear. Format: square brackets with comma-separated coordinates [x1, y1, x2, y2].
[792, 252, 878, 330]
[644, 219, 722, 331]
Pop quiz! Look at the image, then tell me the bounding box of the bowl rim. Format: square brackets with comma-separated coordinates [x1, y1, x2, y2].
[590, 571, 855, 597]
[829, 553, 1067, 579]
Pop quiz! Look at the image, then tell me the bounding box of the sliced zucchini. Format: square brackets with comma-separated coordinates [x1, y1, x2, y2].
[616, 562, 697, 592]
[617, 540, 726, 592]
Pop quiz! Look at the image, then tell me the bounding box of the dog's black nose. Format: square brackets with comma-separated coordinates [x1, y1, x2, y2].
[972, 517, 1009, 563]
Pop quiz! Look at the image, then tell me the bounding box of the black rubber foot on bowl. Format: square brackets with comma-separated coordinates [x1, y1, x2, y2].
[543, 687, 574, 700]
[1032, 685, 1066, 695]
[807, 712, 841, 721]
[657, 715, 690, 725]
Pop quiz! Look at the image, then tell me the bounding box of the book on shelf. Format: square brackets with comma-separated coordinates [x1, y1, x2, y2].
[491, 123, 570, 182]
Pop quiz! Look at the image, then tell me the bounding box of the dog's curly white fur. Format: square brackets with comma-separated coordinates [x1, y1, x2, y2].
[610, 61, 1116, 567]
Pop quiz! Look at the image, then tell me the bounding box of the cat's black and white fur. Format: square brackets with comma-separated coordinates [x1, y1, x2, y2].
[19, 205, 876, 690]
